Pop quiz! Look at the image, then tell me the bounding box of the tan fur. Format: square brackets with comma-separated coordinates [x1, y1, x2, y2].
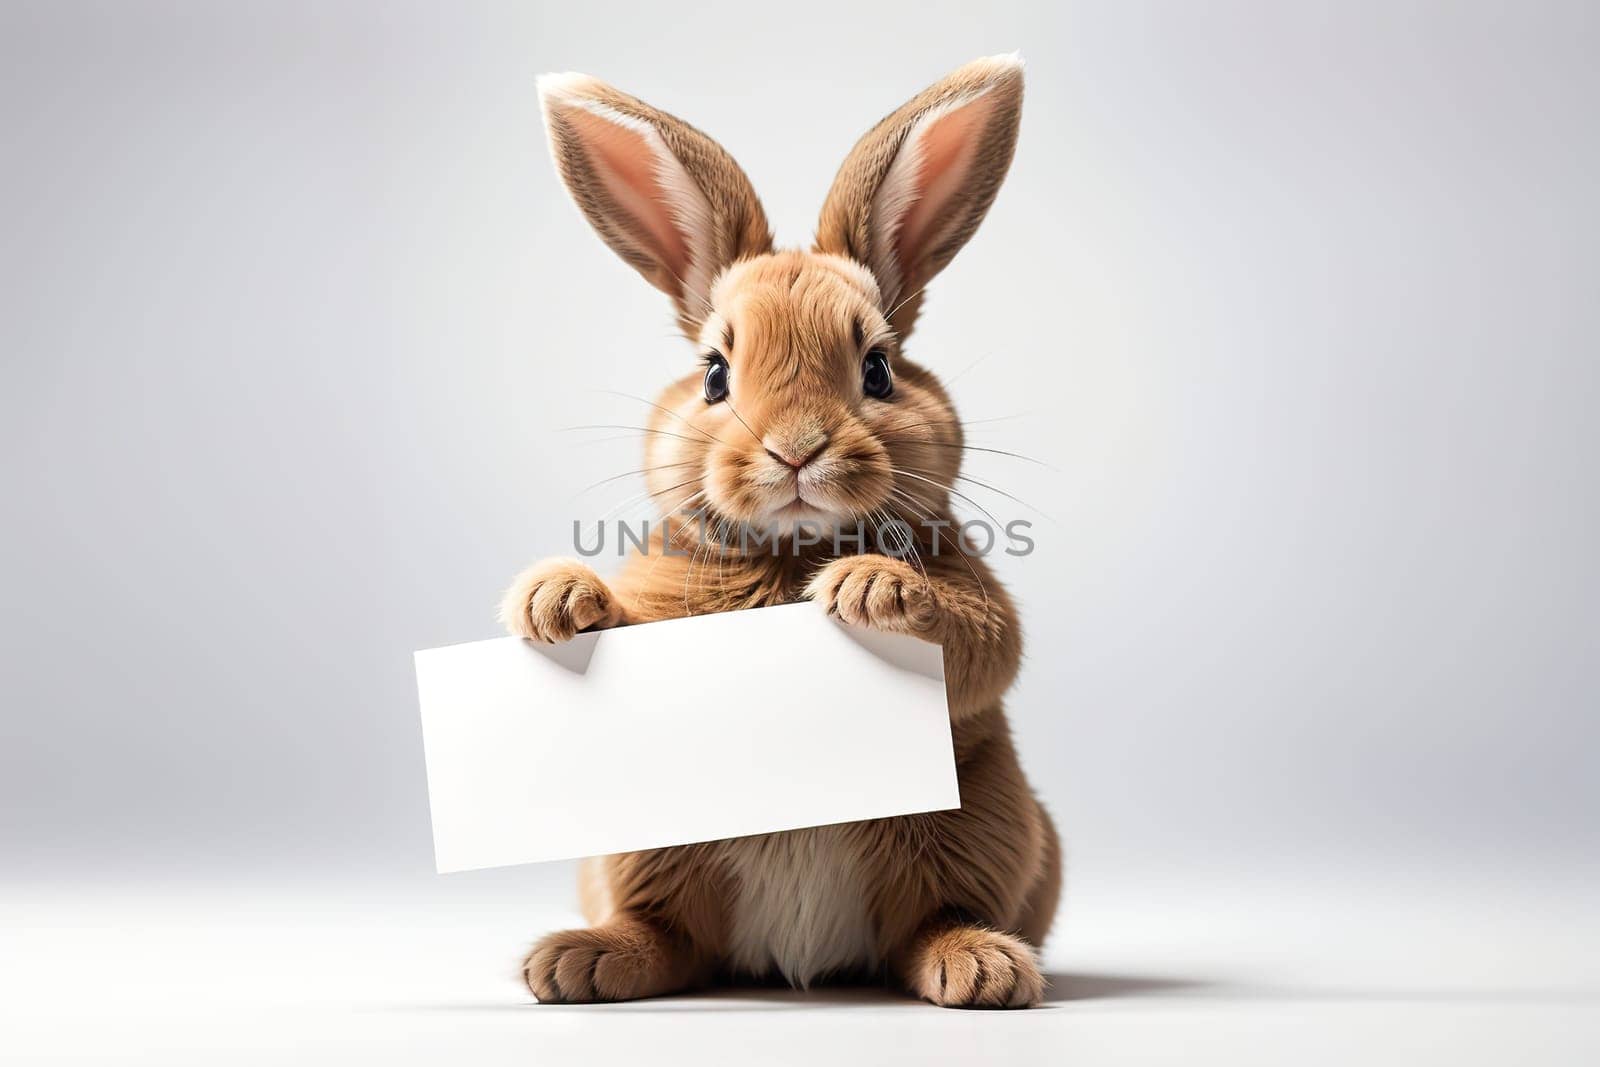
[510, 55, 1057, 1008]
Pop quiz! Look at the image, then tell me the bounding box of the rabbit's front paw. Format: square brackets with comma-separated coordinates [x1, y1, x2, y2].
[806, 555, 938, 636]
[907, 926, 1044, 1008]
[499, 558, 618, 643]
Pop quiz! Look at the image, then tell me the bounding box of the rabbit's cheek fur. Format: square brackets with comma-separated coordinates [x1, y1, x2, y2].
[723, 828, 878, 986]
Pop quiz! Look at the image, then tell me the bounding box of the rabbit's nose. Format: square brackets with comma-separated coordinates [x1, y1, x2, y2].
[763, 433, 829, 470]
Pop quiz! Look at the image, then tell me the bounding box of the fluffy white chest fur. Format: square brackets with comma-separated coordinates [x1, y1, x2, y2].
[722, 827, 878, 987]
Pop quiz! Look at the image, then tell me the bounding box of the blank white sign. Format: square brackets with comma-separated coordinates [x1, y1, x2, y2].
[414, 602, 959, 873]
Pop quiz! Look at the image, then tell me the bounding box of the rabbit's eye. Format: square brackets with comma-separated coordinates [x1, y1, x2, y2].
[703, 353, 729, 404]
[863, 349, 893, 399]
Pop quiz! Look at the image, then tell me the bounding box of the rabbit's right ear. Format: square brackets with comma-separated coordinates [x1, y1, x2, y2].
[538, 74, 773, 336]
[815, 55, 1024, 339]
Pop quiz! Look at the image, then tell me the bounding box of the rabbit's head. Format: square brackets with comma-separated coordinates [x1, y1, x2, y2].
[539, 56, 1023, 536]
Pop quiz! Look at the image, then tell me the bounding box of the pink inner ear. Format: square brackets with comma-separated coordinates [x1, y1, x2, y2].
[565, 106, 690, 284]
[895, 92, 997, 271]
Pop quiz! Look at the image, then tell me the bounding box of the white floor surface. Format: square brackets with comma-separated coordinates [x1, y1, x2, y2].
[5, 873, 1596, 1065]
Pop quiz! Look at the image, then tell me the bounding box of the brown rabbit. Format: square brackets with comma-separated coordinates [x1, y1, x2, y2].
[503, 54, 1060, 1008]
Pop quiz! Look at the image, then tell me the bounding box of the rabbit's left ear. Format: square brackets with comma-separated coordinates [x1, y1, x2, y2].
[539, 73, 773, 335]
[815, 55, 1024, 338]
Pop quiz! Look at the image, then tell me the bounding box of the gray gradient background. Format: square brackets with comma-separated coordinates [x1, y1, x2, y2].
[4, 0, 1597, 940]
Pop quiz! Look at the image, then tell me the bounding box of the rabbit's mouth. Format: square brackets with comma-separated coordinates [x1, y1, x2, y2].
[699, 423, 896, 535]
[771, 497, 831, 523]
[774, 497, 832, 519]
